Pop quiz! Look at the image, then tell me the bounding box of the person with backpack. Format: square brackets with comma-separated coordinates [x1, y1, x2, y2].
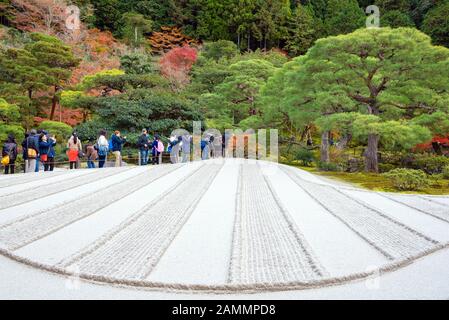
[26, 129, 39, 173]
[96, 130, 109, 168]
[2, 134, 18, 175]
[137, 129, 150, 166]
[38, 133, 56, 172]
[151, 134, 164, 165]
[85, 139, 98, 169]
[111, 130, 126, 167]
[67, 132, 82, 170]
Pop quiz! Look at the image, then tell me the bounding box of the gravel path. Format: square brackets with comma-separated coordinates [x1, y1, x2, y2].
[282, 166, 439, 261]
[0, 168, 129, 210]
[229, 163, 326, 284]
[58, 163, 223, 280]
[0, 165, 181, 250]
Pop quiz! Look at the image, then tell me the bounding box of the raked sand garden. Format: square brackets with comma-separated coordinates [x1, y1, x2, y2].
[1, 159, 449, 299]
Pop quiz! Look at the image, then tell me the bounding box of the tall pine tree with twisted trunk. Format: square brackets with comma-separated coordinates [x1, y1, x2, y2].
[261, 27, 449, 172]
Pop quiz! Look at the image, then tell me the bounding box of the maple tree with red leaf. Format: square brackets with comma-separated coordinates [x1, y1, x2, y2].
[159, 46, 198, 91]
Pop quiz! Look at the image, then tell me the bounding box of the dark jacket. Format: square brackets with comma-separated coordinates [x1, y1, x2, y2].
[2, 142, 18, 161]
[26, 135, 39, 153]
[111, 134, 126, 152]
[151, 140, 159, 155]
[39, 140, 53, 155]
[21, 138, 28, 160]
[137, 134, 150, 151]
[46, 135, 57, 158]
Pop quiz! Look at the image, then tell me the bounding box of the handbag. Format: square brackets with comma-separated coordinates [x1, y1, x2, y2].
[1, 155, 9, 166]
[27, 148, 37, 159]
[40, 154, 48, 162]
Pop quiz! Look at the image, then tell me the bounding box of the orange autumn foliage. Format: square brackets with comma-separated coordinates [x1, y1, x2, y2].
[149, 26, 201, 55]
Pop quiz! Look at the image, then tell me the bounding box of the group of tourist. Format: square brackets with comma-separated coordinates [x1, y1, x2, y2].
[1, 129, 58, 175]
[1, 128, 218, 175]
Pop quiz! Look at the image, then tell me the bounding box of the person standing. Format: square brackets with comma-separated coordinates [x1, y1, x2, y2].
[2, 134, 18, 175]
[181, 134, 191, 163]
[85, 139, 98, 169]
[137, 129, 150, 166]
[67, 132, 82, 169]
[38, 133, 54, 172]
[151, 134, 163, 165]
[170, 136, 182, 164]
[34, 129, 43, 172]
[26, 130, 39, 173]
[45, 132, 57, 171]
[21, 133, 29, 173]
[111, 130, 126, 167]
[96, 130, 109, 168]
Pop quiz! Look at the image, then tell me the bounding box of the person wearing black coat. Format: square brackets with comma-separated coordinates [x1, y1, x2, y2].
[137, 129, 150, 165]
[2, 134, 18, 174]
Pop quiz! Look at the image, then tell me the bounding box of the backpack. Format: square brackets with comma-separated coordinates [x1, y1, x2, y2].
[109, 139, 114, 151]
[2, 144, 14, 165]
[157, 141, 164, 153]
[98, 145, 108, 156]
[201, 140, 207, 151]
[97, 139, 109, 157]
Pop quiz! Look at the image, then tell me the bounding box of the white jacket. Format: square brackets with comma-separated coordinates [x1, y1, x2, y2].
[97, 135, 108, 147]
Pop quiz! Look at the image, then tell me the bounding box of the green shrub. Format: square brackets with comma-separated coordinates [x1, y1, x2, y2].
[379, 163, 396, 173]
[384, 168, 429, 191]
[412, 154, 449, 174]
[318, 161, 340, 172]
[295, 148, 315, 166]
[442, 165, 449, 179]
[39, 121, 73, 141]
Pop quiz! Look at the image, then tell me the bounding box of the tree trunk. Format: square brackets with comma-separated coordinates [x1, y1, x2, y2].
[320, 131, 330, 163]
[365, 133, 379, 173]
[50, 85, 59, 120]
[337, 134, 352, 150]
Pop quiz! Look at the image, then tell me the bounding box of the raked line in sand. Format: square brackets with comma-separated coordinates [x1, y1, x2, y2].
[57, 163, 223, 280]
[228, 163, 326, 284]
[0, 164, 184, 250]
[281, 165, 440, 261]
[0, 167, 131, 210]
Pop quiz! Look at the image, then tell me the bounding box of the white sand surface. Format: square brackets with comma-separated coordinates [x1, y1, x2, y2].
[0, 159, 448, 299]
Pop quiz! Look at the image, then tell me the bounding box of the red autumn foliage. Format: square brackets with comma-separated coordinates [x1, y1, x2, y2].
[159, 46, 198, 91]
[34, 107, 84, 127]
[8, 0, 67, 35]
[415, 135, 449, 151]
